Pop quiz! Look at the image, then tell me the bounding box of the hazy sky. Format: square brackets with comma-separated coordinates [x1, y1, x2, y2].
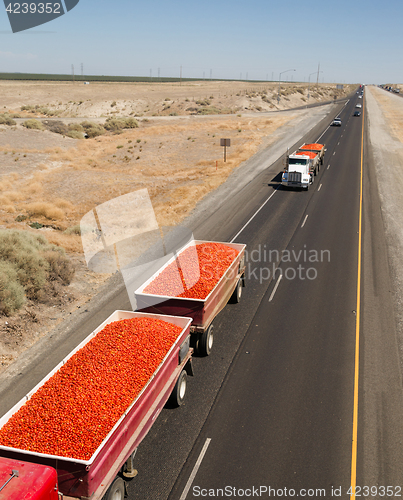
[0, 0, 400, 84]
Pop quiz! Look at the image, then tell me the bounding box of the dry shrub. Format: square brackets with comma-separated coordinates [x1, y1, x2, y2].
[0, 230, 75, 314]
[53, 198, 74, 210]
[22, 119, 44, 130]
[81, 121, 105, 138]
[64, 224, 81, 235]
[44, 232, 82, 253]
[0, 260, 25, 315]
[0, 194, 17, 207]
[42, 120, 68, 135]
[26, 202, 64, 220]
[2, 191, 22, 202]
[0, 114, 16, 126]
[66, 130, 84, 139]
[42, 249, 75, 285]
[104, 117, 139, 132]
[23, 182, 43, 195]
[0, 230, 49, 300]
[68, 123, 84, 132]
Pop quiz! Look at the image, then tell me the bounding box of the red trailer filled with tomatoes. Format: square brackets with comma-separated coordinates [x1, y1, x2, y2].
[135, 240, 246, 356]
[0, 311, 193, 500]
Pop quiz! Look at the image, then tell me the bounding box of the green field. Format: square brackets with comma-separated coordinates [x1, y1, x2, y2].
[0, 72, 264, 83]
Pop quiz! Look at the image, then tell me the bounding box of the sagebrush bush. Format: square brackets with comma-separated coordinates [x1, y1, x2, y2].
[66, 130, 84, 139]
[0, 260, 25, 315]
[68, 123, 84, 132]
[0, 114, 16, 126]
[42, 249, 75, 284]
[80, 121, 105, 138]
[23, 119, 44, 130]
[64, 225, 81, 235]
[42, 120, 68, 135]
[0, 230, 75, 315]
[104, 117, 139, 132]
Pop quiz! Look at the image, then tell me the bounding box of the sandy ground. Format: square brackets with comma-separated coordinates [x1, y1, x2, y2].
[365, 86, 403, 364]
[0, 80, 353, 372]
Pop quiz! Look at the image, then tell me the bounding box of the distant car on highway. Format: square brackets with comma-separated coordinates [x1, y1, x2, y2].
[355, 104, 362, 108]
[332, 117, 342, 126]
[353, 111, 361, 117]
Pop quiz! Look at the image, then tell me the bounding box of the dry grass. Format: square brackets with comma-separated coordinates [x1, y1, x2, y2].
[25, 202, 65, 220]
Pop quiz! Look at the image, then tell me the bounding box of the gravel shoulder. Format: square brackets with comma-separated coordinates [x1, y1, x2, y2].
[365, 86, 403, 368]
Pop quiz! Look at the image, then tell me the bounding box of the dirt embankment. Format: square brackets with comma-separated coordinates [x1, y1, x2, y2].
[0, 80, 353, 372]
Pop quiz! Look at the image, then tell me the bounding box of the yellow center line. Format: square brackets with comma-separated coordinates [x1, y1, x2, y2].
[350, 96, 365, 499]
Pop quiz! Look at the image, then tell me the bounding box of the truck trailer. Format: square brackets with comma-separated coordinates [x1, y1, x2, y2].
[0, 311, 193, 500]
[135, 240, 246, 356]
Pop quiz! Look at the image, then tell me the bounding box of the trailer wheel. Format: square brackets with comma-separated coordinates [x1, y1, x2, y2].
[198, 323, 214, 356]
[103, 476, 125, 500]
[229, 278, 243, 304]
[169, 369, 187, 407]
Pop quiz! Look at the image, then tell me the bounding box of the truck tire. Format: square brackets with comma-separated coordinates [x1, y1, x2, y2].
[198, 324, 214, 356]
[229, 278, 243, 304]
[169, 369, 187, 407]
[103, 476, 125, 500]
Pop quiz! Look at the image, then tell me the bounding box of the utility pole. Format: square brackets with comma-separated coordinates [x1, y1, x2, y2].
[316, 62, 320, 87]
[72, 64, 74, 83]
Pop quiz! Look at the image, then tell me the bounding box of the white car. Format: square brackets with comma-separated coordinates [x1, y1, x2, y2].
[356, 104, 362, 108]
[332, 117, 342, 126]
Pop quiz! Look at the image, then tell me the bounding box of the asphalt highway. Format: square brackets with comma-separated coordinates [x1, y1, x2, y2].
[127, 91, 403, 499]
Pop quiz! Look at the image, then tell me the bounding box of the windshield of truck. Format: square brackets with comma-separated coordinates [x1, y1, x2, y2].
[289, 158, 307, 165]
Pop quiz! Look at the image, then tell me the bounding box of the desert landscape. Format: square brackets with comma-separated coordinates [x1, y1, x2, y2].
[0, 80, 354, 370]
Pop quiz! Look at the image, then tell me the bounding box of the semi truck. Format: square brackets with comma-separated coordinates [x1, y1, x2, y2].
[0, 240, 246, 500]
[281, 143, 325, 191]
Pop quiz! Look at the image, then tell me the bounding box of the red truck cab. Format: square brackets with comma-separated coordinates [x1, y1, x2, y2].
[0, 456, 59, 500]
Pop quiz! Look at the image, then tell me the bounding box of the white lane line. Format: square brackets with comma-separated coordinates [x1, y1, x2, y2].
[301, 214, 309, 228]
[338, 142, 340, 146]
[230, 186, 280, 243]
[318, 184, 322, 191]
[180, 438, 211, 500]
[269, 273, 283, 302]
[327, 164, 330, 170]
[333, 152, 336, 156]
